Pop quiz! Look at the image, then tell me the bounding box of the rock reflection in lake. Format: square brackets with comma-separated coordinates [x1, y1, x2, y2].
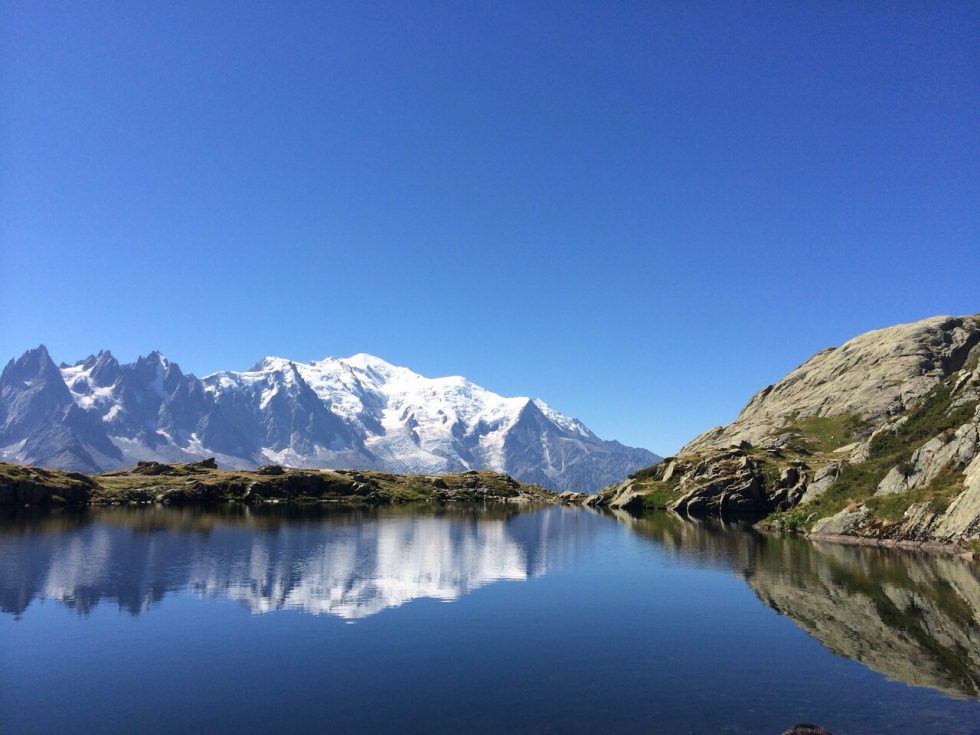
[0, 505, 602, 620]
[616, 510, 980, 698]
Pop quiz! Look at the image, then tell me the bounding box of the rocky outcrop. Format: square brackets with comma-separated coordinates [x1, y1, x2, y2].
[875, 404, 979, 496]
[0, 464, 96, 505]
[683, 315, 980, 453]
[587, 445, 811, 518]
[583, 482, 645, 511]
[811, 506, 873, 536]
[672, 462, 765, 517]
[799, 461, 842, 504]
[803, 398, 980, 546]
[598, 315, 980, 548]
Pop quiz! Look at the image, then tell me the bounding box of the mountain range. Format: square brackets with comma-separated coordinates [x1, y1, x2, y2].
[0, 347, 658, 491]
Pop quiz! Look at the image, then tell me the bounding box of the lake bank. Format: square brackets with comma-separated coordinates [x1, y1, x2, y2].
[0, 459, 555, 507]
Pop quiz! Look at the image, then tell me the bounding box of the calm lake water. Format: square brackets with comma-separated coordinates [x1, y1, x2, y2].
[1, 505, 979, 735]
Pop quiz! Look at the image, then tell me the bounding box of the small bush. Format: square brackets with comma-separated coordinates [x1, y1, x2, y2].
[782, 510, 809, 533]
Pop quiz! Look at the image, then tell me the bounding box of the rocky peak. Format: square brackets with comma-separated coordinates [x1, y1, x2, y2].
[684, 315, 980, 452]
[2, 345, 62, 387]
[0, 345, 74, 440]
[0, 346, 121, 471]
[85, 350, 121, 387]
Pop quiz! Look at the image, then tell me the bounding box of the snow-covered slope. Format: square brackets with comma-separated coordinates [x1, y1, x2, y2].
[0, 346, 660, 491]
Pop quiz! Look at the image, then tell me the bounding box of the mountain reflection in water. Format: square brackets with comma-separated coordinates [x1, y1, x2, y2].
[615, 510, 980, 698]
[0, 506, 602, 620]
[3, 505, 979, 701]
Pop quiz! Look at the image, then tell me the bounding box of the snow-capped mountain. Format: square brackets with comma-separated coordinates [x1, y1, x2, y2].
[0, 346, 659, 491]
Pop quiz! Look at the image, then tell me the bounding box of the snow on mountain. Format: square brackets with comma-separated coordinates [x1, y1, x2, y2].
[0, 346, 660, 491]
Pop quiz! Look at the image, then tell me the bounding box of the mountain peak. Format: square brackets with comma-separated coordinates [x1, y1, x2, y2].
[75, 349, 118, 371]
[4, 344, 60, 383]
[141, 350, 170, 367]
[248, 356, 293, 373]
[344, 352, 393, 366]
[340, 353, 403, 380]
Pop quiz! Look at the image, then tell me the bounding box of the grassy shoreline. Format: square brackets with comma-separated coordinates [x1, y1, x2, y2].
[0, 459, 557, 508]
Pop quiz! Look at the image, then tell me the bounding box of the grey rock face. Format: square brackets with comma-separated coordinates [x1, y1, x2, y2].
[584, 482, 645, 511]
[810, 505, 874, 536]
[799, 461, 842, 504]
[875, 411, 979, 496]
[621, 314, 980, 546]
[672, 469, 766, 517]
[932, 448, 980, 541]
[684, 315, 980, 452]
[502, 400, 656, 492]
[0, 346, 122, 472]
[848, 415, 909, 463]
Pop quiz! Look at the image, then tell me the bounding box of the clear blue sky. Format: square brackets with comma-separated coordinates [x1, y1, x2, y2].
[2, 1, 978, 454]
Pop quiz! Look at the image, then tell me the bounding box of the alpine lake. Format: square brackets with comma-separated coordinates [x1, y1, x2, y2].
[2, 504, 979, 735]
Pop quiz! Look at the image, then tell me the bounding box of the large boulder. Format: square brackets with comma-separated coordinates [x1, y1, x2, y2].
[799, 461, 842, 504]
[931, 451, 980, 541]
[811, 505, 874, 536]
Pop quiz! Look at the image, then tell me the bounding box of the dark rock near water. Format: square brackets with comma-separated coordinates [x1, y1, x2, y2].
[132, 461, 180, 476]
[255, 464, 285, 475]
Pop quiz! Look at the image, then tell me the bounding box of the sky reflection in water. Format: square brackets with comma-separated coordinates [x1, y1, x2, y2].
[1, 505, 979, 735]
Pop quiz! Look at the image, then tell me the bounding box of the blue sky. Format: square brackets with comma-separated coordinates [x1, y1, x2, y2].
[2, 1, 978, 454]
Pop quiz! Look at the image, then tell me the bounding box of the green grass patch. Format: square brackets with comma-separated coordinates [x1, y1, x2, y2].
[786, 413, 866, 452]
[639, 483, 681, 510]
[0, 462, 93, 490]
[864, 466, 965, 522]
[781, 510, 810, 532]
[630, 465, 684, 509]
